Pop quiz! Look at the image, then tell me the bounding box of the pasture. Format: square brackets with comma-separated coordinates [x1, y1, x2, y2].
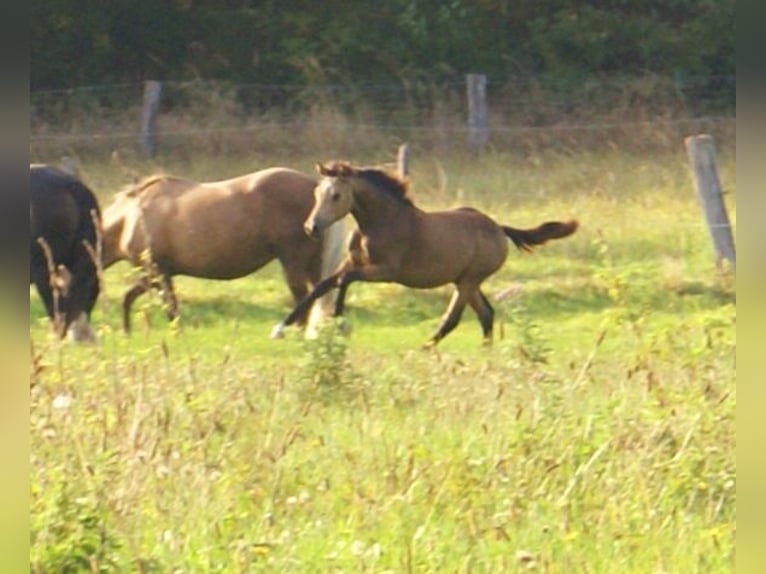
[30, 147, 736, 572]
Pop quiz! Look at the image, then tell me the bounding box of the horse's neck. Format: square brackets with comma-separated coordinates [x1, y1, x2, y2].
[351, 186, 411, 233]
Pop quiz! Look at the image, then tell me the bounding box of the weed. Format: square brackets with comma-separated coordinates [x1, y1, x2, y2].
[505, 303, 553, 367]
[30, 479, 123, 573]
[295, 319, 360, 402]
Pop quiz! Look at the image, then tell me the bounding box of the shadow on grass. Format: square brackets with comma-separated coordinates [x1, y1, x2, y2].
[673, 281, 736, 305]
[180, 297, 284, 327]
[31, 272, 735, 340]
[322, 282, 614, 327]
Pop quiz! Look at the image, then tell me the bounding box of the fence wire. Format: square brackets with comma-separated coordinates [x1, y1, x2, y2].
[30, 76, 736, 158]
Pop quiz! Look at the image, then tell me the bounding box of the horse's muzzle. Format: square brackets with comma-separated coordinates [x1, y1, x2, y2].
[304, 221, 321, 239]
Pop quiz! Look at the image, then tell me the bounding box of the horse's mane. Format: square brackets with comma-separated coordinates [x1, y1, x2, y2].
[119, 174, 187, 198]
[321, 161, 414, 207]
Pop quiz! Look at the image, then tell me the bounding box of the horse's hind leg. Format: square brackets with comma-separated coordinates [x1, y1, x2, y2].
[122, 277, 157, 333]
[158, 275, 179, 321]
[469, 289, 495, 345]
[122, 274, 177, 334]
[425, 285, 472, 348]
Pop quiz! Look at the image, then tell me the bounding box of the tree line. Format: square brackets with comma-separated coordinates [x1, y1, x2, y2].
[31, 1, 734, 110]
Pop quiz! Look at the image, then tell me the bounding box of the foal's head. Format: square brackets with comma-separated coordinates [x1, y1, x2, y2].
[304, 162, 355, 238]
[305, 161, 411, 238]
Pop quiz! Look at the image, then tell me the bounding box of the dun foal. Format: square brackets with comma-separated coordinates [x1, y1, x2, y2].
[272, 161, 578, 347]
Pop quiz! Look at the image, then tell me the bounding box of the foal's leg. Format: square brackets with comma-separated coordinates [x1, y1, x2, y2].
[468, 289, 495, 344]
[333, 274, 354, 317]
[272, 263, 390, 339]
[334, 230, 366, 317]
[424, 285, 473, 348]
[282, 267, 312, 326]
[271, 271, 343, 338]
[332, 265, 398, 317]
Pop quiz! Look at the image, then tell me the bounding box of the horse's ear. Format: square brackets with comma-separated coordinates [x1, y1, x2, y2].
[336, 162, 353, 177]
[316, 162, 329, 176]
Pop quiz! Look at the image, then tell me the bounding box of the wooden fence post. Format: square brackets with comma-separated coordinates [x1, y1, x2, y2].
[685, 134, 735, 271]
[466, 73, 489, 151]
[397, 142, 410, 177]
[140, 80, 162, 158]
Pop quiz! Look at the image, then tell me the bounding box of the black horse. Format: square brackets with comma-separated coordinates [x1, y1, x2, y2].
[30, 164, 101, 341]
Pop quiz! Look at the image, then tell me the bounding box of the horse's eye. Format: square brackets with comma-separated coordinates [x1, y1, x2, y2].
[331, 192, 340, 202]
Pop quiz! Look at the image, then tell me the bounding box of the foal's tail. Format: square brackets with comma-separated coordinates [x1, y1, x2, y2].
[503, 220, 579, 252]
[305, 219, 346, 338]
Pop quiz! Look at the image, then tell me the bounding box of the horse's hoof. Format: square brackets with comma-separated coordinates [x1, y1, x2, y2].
[336, 317, 352, 336]
[270, 323, 286, 339]
[304, 326, 319, 340]
[68, 327, 97, 344]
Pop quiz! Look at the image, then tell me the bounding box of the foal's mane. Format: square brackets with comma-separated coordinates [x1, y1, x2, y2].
[323, 161, 414, 207]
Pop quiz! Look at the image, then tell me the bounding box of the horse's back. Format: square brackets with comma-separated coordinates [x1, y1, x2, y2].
[397, 207, 508, 287]
[193, 166, 318, 233]
[121, 167, 315, 212]
[30, 172, 78, 248]
[31, 164, 100, 212]
[207, 166, 316, 205]
[110, 167, 320, 278]
[30, 165, 100, 259]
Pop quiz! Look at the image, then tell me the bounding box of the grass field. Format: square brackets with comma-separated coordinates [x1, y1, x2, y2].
[30, 146, 736, 572]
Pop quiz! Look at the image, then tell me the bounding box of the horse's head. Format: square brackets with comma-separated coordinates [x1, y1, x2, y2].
[304, 162, 355, 238]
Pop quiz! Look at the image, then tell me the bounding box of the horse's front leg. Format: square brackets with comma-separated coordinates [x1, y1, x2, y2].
[334, 229, 365, 317]
[332, 266, 384, 316]
[271, 271, 343, 338]
[271, 264, 391, 339]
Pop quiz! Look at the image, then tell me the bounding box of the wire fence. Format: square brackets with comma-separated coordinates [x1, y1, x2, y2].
[30, 75, 736, 157]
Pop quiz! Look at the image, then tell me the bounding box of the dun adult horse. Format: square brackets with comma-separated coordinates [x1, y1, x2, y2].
[30, 164, 101, 341]
[272, 161, 578, 347]
[101, 167, 345, 335]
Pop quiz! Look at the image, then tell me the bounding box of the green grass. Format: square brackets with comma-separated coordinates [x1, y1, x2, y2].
[30, 147, 735, 572]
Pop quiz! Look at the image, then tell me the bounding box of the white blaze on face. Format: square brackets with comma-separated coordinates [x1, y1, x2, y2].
[314, 178, 336, 226]
[307, 176, 355, 239]
[306, 178, 334, 236]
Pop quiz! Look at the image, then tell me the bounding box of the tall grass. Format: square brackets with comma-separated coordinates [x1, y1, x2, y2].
[30, 104, 735, 572]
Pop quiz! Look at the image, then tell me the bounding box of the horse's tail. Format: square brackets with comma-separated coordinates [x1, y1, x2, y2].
[100, 206, 126, 270]
[502, 220, 579, 252]
[305, 219, 346, 338]
[67, 179, 102, 254]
